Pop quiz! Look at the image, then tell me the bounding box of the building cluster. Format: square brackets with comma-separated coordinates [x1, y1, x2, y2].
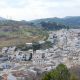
[0, 29, 80, 80]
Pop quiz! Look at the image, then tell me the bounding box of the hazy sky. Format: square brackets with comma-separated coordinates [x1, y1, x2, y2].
[0, 0, 80, 21]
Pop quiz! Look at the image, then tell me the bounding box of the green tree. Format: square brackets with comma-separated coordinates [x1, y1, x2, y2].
[42, 63, 71, 80]
[28, 53, 32, 61]
[42, 71, 51, 80]
[70, 74, 77, 80]
[51, 63, 71, 80]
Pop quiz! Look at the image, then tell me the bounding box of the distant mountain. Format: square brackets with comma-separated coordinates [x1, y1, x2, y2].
[64, 16, 80, 18]
[21, 20, 27, 22]
[29, 16, 80, 28]
[0, 17, 6, 20]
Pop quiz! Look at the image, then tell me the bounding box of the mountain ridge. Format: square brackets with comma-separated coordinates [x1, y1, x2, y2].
[28, 16, 80, 28]
[1, 16, 80, 28]
[0, 17, 6, 20]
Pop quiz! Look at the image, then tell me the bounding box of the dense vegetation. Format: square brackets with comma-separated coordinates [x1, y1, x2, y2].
[42, 63, 77, 80]
[40, 21, 69, 30]
[33, 41, 53, 51]
[29, 16, 80, 28]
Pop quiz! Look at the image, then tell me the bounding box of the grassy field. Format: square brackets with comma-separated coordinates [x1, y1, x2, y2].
[0, 35, 48, 48]
[0, 29, 49, 48]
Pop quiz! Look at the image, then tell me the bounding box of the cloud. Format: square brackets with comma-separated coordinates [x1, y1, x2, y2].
[0, 0, 80, 21]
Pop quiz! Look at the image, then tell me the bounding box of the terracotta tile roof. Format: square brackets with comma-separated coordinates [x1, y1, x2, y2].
[12, 71, 28, 77]
[33, 52, 42, 56]
[2, 74, 8, 78]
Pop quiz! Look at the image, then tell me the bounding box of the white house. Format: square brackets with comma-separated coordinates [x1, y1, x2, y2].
[38, 41, 45, 44]
[7, 46, 16, 53]
[33, 59, 44, 65]
[33, 59, 50, 65]
[2, 47, 8, 53]
[26, 43, 33, 49]
[0, 61, 15, 68]
[45, 52, 53, 58]
[33, 52, 42, 59]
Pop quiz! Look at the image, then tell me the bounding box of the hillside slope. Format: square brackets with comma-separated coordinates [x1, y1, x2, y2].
[29, 16, 80, 28]
[0, 20, 44, 38]
[0, 20, 49, 47]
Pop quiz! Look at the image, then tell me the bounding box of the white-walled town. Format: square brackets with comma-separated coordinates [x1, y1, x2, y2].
[0, 29, 80, 80]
